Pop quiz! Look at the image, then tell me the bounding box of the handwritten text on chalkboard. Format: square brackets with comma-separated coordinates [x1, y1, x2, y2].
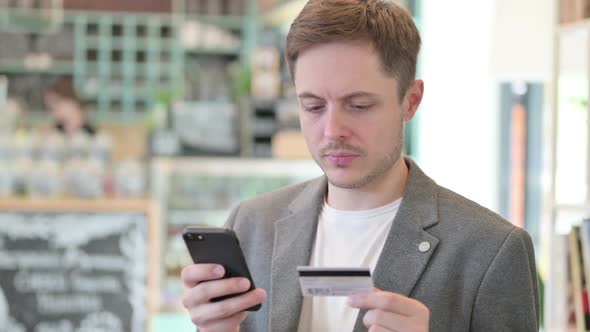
[0, 212, 148, 332]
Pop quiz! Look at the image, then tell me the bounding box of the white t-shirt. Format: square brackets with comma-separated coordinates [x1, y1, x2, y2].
[297, 197, 402, 332]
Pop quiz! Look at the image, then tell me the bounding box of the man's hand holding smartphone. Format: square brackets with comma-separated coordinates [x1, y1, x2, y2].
[181, 227, 266, 331]
[181, 264, 266, 331]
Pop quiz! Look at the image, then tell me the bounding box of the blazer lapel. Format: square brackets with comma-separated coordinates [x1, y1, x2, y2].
[353, 158, 441, 332]
[270, 177, 327, 332]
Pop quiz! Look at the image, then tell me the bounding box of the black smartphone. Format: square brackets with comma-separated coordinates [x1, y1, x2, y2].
[182, 226, 261, 311]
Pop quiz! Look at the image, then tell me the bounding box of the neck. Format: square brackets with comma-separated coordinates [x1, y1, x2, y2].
[326, 156, 408, 211]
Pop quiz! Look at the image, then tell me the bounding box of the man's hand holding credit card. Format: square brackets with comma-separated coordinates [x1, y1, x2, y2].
[297, 266, 373, 296]
[297, 266, 430, 332]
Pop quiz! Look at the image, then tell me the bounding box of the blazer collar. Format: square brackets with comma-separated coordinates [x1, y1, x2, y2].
[353, 158, 441, 331]
[269, 158, 441, 332]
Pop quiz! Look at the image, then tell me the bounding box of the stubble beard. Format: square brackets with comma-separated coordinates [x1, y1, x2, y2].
[318, 119, 405, 190]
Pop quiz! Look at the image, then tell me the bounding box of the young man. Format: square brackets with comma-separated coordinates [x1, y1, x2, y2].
[181, 1, 540, 331]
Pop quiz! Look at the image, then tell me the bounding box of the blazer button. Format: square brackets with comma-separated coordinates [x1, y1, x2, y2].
[418, 241, 431, 252]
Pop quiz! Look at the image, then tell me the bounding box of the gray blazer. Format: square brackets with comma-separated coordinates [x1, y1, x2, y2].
[226, 158, 539, 331]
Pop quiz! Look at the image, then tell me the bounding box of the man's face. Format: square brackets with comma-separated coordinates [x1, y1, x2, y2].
[294, 42, 420, 189]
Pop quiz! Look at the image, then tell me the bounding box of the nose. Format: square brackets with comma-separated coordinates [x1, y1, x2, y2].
[323, 108, 351, 140]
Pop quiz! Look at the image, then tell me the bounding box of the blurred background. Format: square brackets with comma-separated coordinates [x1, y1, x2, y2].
[0, 0, 583, 331]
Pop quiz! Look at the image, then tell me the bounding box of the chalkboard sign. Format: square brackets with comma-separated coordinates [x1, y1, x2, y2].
[0, 206, 155, 332]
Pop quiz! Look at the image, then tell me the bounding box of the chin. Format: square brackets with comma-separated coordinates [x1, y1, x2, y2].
[326, 173, 368, 190]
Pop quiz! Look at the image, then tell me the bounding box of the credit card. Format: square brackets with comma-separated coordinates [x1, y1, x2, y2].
[297, 266, 373, 296]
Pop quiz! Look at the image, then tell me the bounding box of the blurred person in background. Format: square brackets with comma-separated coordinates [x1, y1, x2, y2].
[44, 78, 96, 136]
[181, 0, 540, 331]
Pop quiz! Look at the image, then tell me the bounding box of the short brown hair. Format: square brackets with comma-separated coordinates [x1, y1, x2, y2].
[46, 78, 83, 106]
[286, 0, 421, 99]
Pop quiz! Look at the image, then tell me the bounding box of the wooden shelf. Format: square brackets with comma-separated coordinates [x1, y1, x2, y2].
[152, 156, 321, 176]
[0, 197, 153, 212]
[547, 2, 590, 330]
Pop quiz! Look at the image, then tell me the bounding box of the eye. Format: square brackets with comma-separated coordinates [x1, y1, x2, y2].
[350, 104, 371, 111]
[303, 105, 325, 113]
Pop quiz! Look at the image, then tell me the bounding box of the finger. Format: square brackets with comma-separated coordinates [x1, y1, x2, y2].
[181, 264, 225, 288]
[190, 288, 266, 325]
[195, 311, 249, 332]
[183, 277, 251, 308]
[363, 309, 413, 331]
[348, 290, 428, 317]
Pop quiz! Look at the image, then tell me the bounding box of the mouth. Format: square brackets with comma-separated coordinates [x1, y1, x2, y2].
[323, 152, 360, 165]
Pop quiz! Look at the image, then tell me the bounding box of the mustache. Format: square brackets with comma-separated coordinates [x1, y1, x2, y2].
[319, 143, 364, 156]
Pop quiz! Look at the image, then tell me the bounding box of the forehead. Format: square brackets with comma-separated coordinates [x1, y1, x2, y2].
[293, 41, 398, 97]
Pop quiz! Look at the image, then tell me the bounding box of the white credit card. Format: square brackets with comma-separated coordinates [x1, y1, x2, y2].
[297, 266, 373, 297]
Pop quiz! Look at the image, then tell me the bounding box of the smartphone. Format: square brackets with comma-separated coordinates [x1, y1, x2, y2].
[182, 226, 261, 311]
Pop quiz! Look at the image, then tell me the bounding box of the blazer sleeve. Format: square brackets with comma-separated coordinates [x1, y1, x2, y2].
[470, 227, 540, 331]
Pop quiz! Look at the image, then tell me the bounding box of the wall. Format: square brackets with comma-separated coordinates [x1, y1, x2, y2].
[416, 0, 554, 213]
[417, 0, 498, 211]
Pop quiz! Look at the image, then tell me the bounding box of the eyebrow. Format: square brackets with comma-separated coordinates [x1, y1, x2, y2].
[297, 91, 379, 100]
[297, 92, 323, 100]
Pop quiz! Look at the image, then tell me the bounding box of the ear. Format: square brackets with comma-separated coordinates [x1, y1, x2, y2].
[402, 79, 424, 122]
